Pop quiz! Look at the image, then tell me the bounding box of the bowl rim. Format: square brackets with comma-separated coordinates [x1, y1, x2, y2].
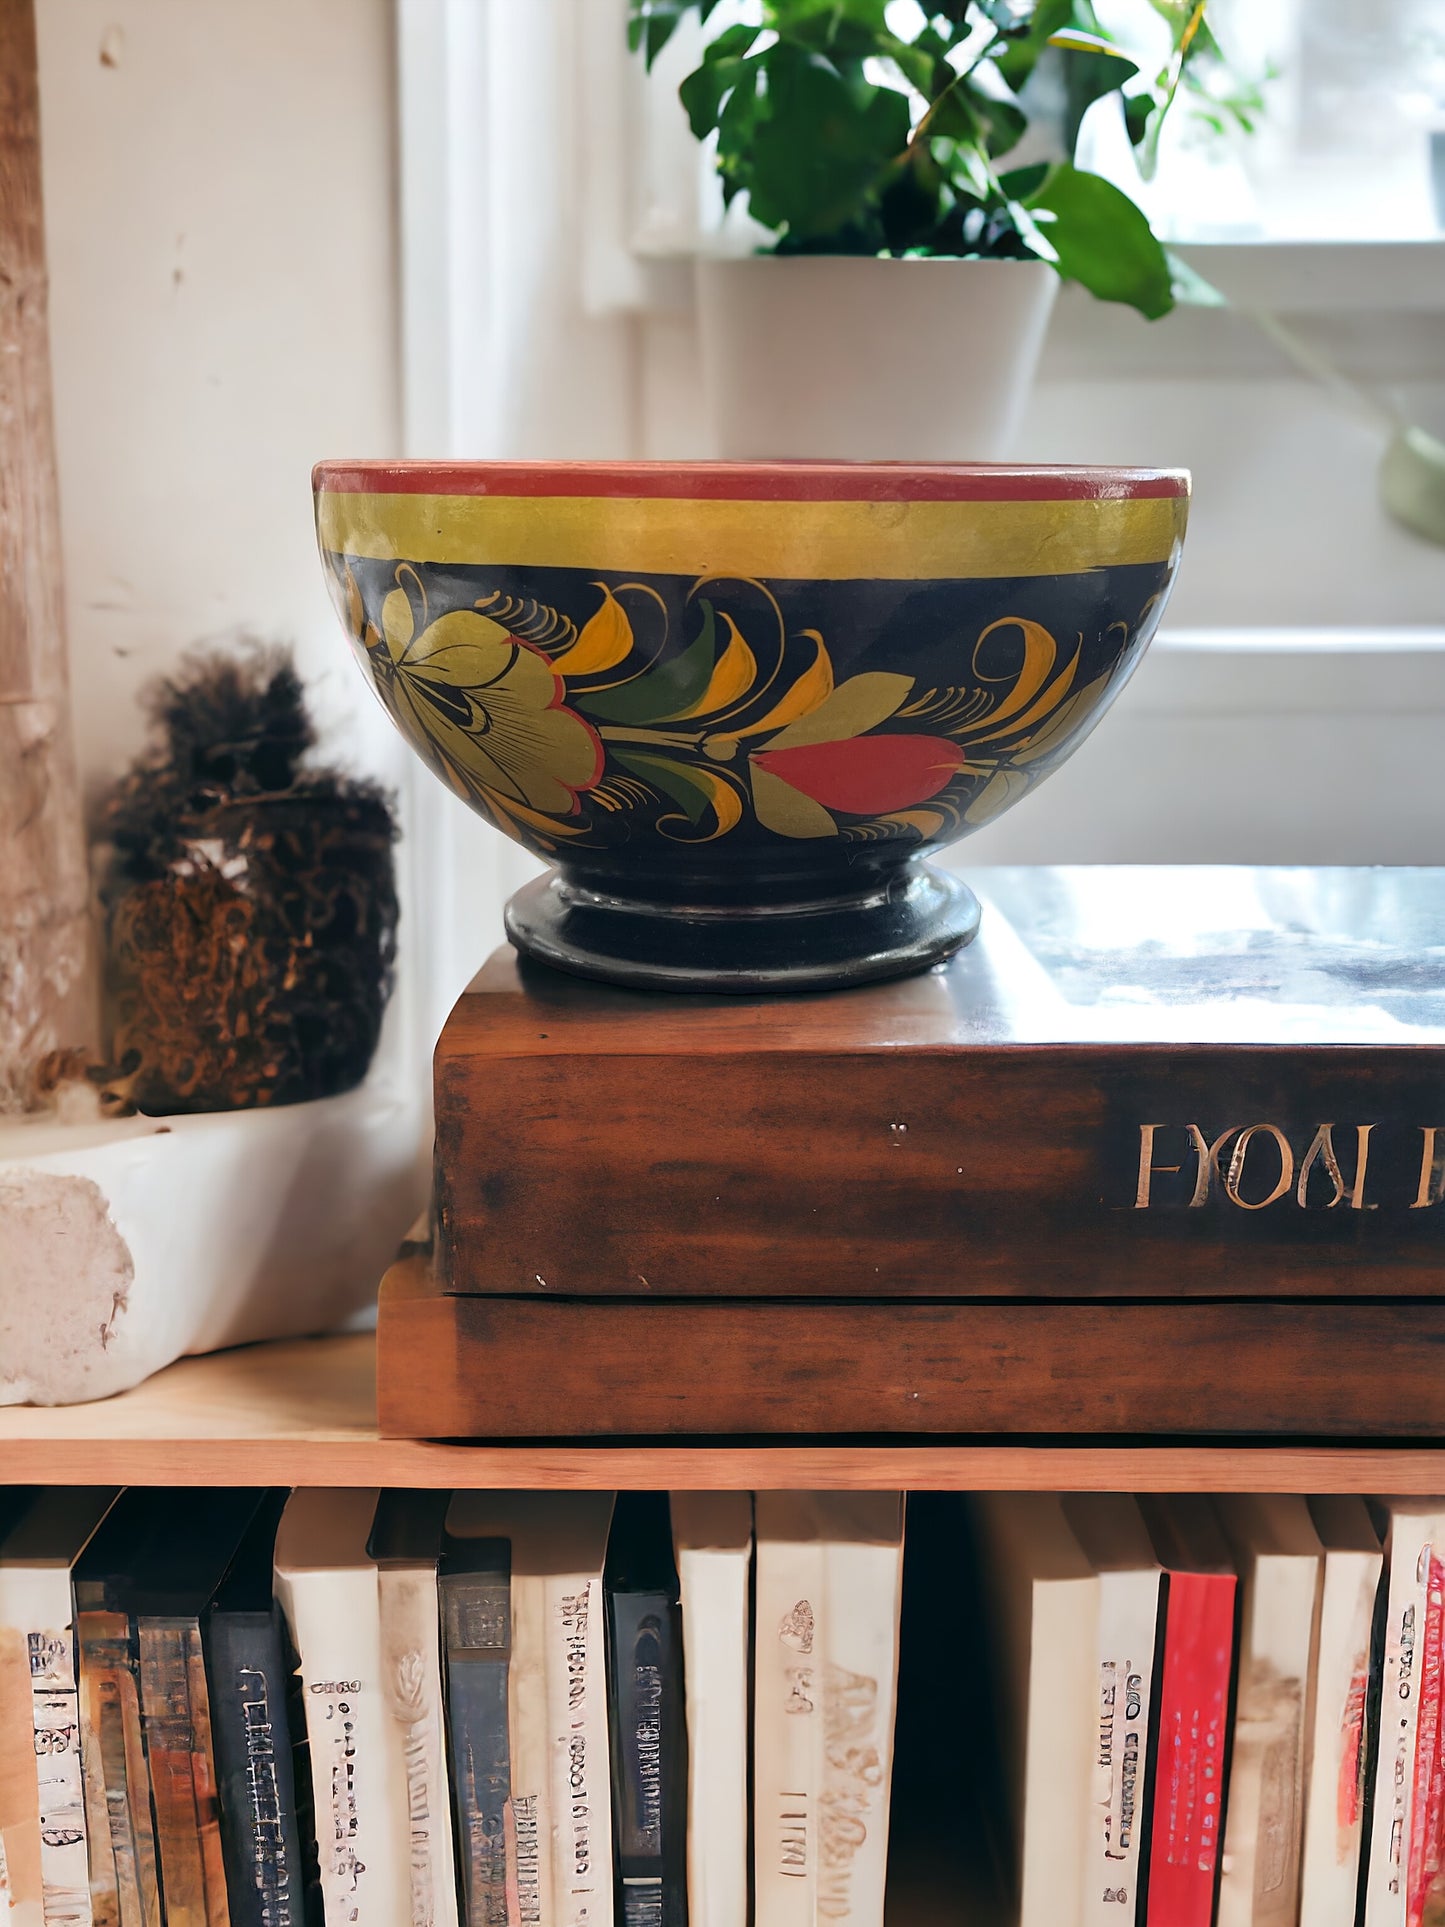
[312, 459, 1189, 503]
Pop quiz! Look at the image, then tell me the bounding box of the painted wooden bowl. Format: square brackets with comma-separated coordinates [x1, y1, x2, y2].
[314, 461, 1189, 991]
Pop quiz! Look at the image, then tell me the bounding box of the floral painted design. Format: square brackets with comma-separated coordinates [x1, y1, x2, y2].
[331, 559, 1135, 855]
[334, 565, 603, 837]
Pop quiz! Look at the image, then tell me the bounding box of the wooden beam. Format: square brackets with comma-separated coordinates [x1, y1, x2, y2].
[0, 0, 97, 1105]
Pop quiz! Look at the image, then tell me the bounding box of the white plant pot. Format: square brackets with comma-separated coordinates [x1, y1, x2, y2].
[0, 1074, 426, 1405]
[695, 254, 1057, 462]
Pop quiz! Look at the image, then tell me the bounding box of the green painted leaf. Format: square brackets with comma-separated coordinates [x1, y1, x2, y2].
[1026, 162, 1173, 319]
[612, 750, 713, 824]
[577, 601, 719, 725]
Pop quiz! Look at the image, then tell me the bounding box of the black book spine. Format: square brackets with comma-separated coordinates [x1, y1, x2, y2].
[606, 1588, 687, 1927]
[442, 1554, 512, 1927]
[206, 1609, 309, 1927]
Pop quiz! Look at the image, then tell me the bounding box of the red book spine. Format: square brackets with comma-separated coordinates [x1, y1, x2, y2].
[1144, 1571, 1237, 1927]
[1408, 1553, 1445, 1927]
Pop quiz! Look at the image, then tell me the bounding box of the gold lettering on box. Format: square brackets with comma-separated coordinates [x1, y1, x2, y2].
[1413, 1127, 1445, 1209]
[1224, 1125, 1294, 1210]
[1185, 1125, 1241, 1208]
[1132, 1122, 1411, 1212]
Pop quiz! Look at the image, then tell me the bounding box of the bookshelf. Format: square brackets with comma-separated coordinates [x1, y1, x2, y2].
[3, 1330, 1444, 1494]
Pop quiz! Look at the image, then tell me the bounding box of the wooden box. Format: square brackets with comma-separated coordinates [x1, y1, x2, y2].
[382, 866, 1445, 1438]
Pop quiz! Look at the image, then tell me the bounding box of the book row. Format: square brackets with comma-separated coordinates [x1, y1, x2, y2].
[0, 1485, 1440, 1927]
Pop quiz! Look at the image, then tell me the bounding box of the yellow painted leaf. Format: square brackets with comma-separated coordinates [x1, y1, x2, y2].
[882, 809, 946, 839]
[968, 650, 1079, 746]
[762, 672, 913, 752]
[403, 608, 517, 685]
[750, 762, 838, 839]
[1013, 674, 1113, 763]
[658, 764, 745, 842]
[487, 793, 592, 838]
[964, 767, 1031, 826]
[381, 588, 415, 661]
[967, 619, 1060, 734]
[673, 613, 758, 720]
[552, 583, 635, 676]
[737, 631, 834, 739]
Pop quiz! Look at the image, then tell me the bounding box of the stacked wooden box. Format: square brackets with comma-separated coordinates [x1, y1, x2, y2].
[379, 865, 1445, 1440]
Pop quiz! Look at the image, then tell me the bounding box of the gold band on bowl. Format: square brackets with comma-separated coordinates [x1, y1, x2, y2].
[315, 489, 1187, 583]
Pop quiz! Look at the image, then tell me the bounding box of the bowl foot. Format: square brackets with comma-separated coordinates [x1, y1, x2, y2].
[504, 862, 981, 994]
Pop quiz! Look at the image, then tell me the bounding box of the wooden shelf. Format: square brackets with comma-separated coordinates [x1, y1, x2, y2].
[3, 1333, 1445, 1493]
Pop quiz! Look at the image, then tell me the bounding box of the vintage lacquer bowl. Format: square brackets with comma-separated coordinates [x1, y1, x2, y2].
[314, 461, 1189, 991]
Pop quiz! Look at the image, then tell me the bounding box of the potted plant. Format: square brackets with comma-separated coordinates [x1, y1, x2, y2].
[628, 0, 1251, 458]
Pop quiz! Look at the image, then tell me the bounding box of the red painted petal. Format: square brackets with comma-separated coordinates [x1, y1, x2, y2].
[751, 734, 964, 815]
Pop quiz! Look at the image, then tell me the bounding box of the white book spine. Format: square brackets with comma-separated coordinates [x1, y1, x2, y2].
[0, 1570, 92, 1927]
[1365, 1518, 1434, 1927]
[1216, 1550, 1321, 1927]
[1020, 1575, 1097, 1927]
[377, 1565, 460, 1927]
[676, 1540, 750, 1927]
[1083, 1572, 1161, 1927]
[546, 1571, 613, 1927]
[508, 1570, 555, 1927]
[755, 1529, 824, 1927]
[815, 1528, 904, 1927]
[1300, 1546, 1383, 1926]
[276, 1563, 410, 1927]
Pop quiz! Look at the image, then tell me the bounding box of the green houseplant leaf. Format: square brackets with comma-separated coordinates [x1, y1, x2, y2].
[631, 0, 1252, 317]
[1026, 161, 1174, 317]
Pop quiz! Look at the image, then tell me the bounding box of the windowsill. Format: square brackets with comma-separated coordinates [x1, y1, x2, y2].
[1158, 627, 1445, 653]
[1170, 239, 1445, 314]
[1133, 627, 1445, 719]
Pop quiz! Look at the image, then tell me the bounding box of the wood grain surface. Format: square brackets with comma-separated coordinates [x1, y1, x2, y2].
[434, 950, 1445, 1301]
[0, 0, 97, 1100]
[2, 1324, 1445, 1491]
[379, 1257, 1445, 1440]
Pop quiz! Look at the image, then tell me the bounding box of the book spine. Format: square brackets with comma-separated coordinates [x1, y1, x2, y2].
[1409, 1553, 1445, 1923]
[1365, 1524, 1431, 1927]
[1216, 1558, 1318, 1927]
[753, 1533, 821, 1927]
[815, 1527, 903, 1927]
[442, 1571, 513, 1927]
[675, 1545, 749, 1927]
[1144, 1572, 1235, 1927]
[377, 1565, 460, 1927]
[0, 1619, 44, 1922]
[507, 1573, 554, 1927]
[206, 1612, 307, 1927]
[27, 1605, 94, 1927]
[547, 1574, 612, 1927]
[1086, 1573, 1163, 1927]
[78, 1608, 162, 1927]
[276, 1567, 408, 1927]
[606, 1588, 683, 1927]
[138, 1619, 227, 1927]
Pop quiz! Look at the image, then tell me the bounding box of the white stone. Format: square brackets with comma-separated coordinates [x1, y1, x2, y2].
[0, 1075, 425, 1405]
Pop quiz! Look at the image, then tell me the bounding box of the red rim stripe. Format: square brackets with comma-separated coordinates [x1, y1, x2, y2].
[312, 459, 1189, 503]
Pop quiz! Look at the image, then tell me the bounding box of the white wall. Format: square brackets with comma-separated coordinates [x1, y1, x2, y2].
[37, 0, 405, 804]
[46, 0, 1435, 1026]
